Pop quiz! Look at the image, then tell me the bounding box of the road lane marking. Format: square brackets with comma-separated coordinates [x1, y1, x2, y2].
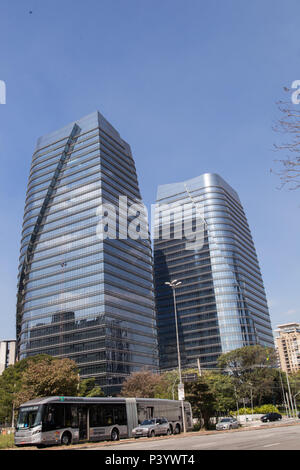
[190, 441, 218, 448]
[262, 442, 280, 448]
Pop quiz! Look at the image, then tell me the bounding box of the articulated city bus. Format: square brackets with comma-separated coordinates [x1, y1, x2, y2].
[14, 396, 193, 447]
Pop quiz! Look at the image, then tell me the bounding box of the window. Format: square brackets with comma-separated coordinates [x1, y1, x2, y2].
[89, 404, 127, 427]
[113, 404, 127, 425]
[17, 406, 42, 430]
[65, 405, 78, 428]
[43, 404, 65, 430]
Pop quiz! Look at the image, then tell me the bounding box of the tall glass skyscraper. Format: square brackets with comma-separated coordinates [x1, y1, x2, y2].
[153, 173, 274, 371]
[17, 111, 158, 394]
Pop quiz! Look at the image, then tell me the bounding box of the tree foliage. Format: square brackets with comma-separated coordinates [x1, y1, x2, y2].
[0, 355, 52, 424]
[78, 378, 104, 397]
[15, 356, 79, 407]
[0, 355, 86, 424]
[217, 345, 277, 374]
[185, 377, 217, 429]
[217, 345, 278, 406]
[120, 370, 167, 398]
[156, 370, 180, 400]
[204, 372, 236, 413]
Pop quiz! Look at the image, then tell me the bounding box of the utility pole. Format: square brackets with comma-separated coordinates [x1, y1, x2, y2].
[165, 280, 186, 433]
[279, 371, 288, 417]
[286, 371, 295, 417]
[249, 383, 254, 421]
[293, 391, 300, 417]
[286, 392, 292, 417]
[234, 385, 239, 420]
[197, 357, 202, 377]
[11, 383, 16, 428]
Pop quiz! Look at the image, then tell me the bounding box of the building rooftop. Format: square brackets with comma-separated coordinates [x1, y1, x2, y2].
[156, 173, 241, 204]
[275, 323, 300, 335]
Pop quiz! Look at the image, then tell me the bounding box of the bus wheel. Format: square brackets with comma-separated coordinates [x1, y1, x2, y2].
[175, 424, 181, 434]
[111, 428, 120, 441]
[61, 432, 72, 446]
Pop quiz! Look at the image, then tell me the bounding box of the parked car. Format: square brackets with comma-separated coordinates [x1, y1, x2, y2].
[132, 417, 172, 438]
[216, 418, 239, 431]
[260, 412, 282, 422]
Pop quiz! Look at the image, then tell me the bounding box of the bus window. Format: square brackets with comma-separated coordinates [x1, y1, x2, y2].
[17, 406, 43, 430]
[103, 405, 113, 426]
[89, 405, 102, 427]
[89, 404, 113, 427]
[89, 404, 127, 427]
[43, 404, 65, 431]
[146, 407, 154, 419]
[113, 405, 127, 425]
[65, 405, 78, 428]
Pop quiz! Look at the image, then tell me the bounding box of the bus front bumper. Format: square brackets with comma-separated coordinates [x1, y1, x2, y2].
[15, 429, 43, 446]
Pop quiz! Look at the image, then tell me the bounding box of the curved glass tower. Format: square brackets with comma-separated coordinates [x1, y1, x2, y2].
[17, 111, 158, 394]
[153, 173, 274, 370]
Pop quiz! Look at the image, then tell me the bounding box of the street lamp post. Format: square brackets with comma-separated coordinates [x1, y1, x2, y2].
[279, 371, 289, 417]
[165, 279, 186, 433]
[248, 382, 254, 421]
[293, 391, 300, 418]
[285, 371, 295, 418]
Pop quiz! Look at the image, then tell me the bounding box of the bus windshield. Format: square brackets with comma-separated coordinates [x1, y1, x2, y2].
[17, 405, 43, 430]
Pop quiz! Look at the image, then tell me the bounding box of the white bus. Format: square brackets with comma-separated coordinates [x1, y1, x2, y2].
[14, 396, 193, 447]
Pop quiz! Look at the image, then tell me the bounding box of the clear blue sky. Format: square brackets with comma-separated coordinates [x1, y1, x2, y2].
[0, 0, 299, 339]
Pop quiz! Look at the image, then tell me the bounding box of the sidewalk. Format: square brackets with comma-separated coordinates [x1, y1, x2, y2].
[241, 417, 299, 428]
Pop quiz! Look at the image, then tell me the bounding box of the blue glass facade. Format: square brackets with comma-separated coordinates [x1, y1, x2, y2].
[154, 173, 274, 370]
[17, 111, 158, 394]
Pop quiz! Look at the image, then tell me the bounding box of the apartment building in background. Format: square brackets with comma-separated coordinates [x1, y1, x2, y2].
[275, 323, 300, 373]
[16, 111, 158, 394]
[153, 173, 274, 371]
[0, 340, 16, 375]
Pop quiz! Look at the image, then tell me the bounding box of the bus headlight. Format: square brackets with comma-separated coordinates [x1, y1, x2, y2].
[32, 428, 41, 435]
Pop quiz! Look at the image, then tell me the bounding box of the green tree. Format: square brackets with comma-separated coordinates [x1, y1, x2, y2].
[78, 378, 104, 397]
[155, 370, 180, 400]
[0, 355, 81, 425]
[204, 372, 236, 414]
[16, 356, 79, 407]
[217, 345, 277, 374]
[185, 377, 216, 429]
[0, 355, 52, 425]
[217, 345, 278, 406]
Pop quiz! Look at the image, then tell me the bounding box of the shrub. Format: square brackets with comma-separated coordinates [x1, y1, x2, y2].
[253, 405, 280, 414]
[229, 404, 280, 416]
[0, 433, 15, 449]
[229, 408, 252, 416]
[192, 422, 202, 431]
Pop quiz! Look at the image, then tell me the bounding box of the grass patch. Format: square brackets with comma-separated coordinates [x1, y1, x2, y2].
[0, 433, 15, 449]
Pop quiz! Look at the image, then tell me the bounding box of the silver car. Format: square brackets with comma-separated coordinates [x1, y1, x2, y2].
[132, 417, 171, 438]
[216, 417, 239, 431]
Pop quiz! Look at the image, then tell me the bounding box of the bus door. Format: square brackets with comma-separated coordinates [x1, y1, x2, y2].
[78, 406, 88, 440]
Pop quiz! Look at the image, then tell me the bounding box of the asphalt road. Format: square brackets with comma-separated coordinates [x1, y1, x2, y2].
[84, 422, 300, 451]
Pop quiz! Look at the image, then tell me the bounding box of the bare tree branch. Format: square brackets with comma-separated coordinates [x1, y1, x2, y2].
[273, 87, 300, 190]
